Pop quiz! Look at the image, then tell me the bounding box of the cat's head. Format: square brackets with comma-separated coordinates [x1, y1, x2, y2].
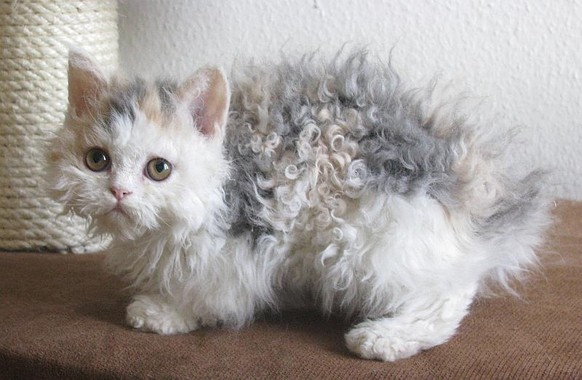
[48, 50, 231, 240]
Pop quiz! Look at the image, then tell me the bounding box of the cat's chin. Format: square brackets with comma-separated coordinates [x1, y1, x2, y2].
[95, 209, 147, 240]
[103, 205, 133, 222]
[107, 204, 128, 216]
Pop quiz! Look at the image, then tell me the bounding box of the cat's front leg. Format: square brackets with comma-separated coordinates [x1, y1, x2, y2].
[345, 284, 477, 361]
[126, 294, 198, 335]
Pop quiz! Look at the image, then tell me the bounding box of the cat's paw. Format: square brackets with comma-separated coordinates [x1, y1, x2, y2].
[126, 295, 196, 335]
[345, 320, 424, 362]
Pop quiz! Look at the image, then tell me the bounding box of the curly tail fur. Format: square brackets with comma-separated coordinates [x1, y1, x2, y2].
[476, 169, 552, 293]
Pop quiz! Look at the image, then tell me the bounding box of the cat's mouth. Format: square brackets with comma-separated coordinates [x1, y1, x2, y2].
[106, 204, 129, 217]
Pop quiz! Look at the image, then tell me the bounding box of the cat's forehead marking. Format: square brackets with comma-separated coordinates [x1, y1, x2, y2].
[103, 77, 147, 129]
[103, 77, 178, 131]
[137, 79, 178, 127]
[155, 79, 178, 114]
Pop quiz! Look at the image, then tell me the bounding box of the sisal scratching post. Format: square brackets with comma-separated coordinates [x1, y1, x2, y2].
[0, 0, 118, 252]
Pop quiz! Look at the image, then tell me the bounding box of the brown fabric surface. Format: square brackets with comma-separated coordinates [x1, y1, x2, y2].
[1, 201, 581, 379]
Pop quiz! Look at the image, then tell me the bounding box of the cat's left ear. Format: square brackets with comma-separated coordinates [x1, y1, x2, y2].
[177, 67, 230, 138]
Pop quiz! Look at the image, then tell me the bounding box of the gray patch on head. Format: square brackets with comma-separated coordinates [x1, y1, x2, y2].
[102, 77, 147, 130]
[155, 78, 178, 114]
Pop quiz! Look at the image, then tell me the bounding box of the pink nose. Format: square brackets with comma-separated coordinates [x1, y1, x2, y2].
[110, 187, 132, 201]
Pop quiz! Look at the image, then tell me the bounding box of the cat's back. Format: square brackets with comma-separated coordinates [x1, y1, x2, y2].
[224, 51, 469, 236]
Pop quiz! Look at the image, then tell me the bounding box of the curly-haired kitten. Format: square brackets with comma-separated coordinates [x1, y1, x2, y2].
[48, 49, 549, 361]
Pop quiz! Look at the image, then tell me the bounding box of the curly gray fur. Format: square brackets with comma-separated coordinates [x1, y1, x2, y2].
[223, 50, 548, 248]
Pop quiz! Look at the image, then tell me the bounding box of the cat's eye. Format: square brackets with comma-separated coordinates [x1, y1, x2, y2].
[146, 158, 172, 181]
[85, 148, 110, 172]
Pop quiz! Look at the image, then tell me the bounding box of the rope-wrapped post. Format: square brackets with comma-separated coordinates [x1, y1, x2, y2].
[0, 0, 118, 252]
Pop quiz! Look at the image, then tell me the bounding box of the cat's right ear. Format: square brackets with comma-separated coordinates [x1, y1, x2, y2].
[67, 50, 107, 118]
[177, 67, 230, 139]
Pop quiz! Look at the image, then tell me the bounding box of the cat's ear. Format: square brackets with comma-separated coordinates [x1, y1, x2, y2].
[67, 49, 107, 118]
[177, 67, 230, 138]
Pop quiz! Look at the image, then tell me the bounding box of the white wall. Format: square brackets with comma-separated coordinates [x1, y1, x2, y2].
[118, 0, 582, 200]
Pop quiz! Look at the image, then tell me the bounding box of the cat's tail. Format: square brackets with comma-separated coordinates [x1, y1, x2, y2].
[472, 169, 553, 294]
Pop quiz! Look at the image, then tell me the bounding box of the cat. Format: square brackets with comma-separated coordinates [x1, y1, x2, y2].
[48, 48, 550, 362]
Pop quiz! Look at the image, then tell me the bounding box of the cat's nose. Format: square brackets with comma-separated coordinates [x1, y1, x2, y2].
[110, 187, 132, 201]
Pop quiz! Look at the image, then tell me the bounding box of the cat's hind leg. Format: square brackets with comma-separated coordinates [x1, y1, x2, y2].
[344, 284, 477, 361]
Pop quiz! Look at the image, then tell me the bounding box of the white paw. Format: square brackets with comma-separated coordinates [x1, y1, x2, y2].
[126, 296, 195, 335]
[345, 320, 424, 362]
